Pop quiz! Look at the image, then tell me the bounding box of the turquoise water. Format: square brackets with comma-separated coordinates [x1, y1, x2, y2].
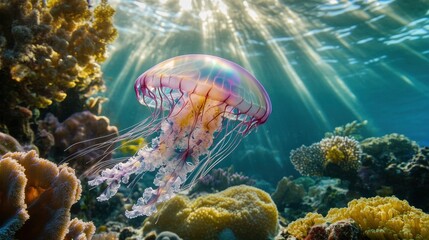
[100, 0, 429, 176]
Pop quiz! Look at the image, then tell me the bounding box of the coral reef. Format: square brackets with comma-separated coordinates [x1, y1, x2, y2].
[189, 167, 255, 195]
[39, 111, 118, 175]
[0, 0, 117, 108]
[273, 177, 350, 222]
[360, 133, 419, 168]
[271, 177, 305, 212]
[143, 185, 279, 240]
[290, 136, 362, 179]
[282, 196, 429, 240]
[355, 134, 429, 210]
[0, 150, 95, 239]
[0, 0, 117, 143]
[302, 220, 367, 240]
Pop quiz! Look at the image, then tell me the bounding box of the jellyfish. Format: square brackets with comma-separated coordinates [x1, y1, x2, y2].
[87, 54, 272, 218]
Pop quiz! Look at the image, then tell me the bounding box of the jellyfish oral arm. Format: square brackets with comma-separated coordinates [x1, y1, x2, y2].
[89, 94, 224, 217]
[89, 55, 272, 218]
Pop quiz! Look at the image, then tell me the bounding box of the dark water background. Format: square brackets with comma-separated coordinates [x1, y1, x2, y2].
[100, 0, 429, 178]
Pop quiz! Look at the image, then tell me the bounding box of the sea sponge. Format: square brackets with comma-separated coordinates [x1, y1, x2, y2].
[283, 196, 429, 240]
[0, 150, 95, 240]
[143, 185, 279, 240]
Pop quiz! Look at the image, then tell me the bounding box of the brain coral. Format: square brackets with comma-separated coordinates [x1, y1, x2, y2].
[143, 185, 279, 240]
[283, 196, 429, 240]
[0, 0, 117, 109]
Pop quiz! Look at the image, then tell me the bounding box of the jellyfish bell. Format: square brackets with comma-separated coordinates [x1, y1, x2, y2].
[87, 54, 272, 217]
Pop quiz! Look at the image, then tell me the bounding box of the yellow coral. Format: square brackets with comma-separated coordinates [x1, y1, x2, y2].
[319, 136, 362, 171]
[0, 0, 117, 110]
[284, 196, 429, 240]
[143, 185, 279, 240]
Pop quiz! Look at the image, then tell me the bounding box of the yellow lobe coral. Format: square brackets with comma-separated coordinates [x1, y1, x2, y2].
[143, 185, 279, 240]
[284, 196, 429, 240]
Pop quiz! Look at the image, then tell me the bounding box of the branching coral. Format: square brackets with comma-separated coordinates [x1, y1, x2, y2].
[283, 196, 429, 240]
[0, 0, 117, 142]
[0, 0, 117, 109]
[0, 150, 95, 240]
[143, 185, 279, 240]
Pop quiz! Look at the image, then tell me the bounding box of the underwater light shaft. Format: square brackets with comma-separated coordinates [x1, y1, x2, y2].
[88, 55, 271, 217]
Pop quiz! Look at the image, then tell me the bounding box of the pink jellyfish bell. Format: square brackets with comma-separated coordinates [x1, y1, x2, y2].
[88, 54, 272, 217]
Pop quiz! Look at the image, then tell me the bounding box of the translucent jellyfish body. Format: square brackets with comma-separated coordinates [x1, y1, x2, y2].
[88, 54, 272, 217]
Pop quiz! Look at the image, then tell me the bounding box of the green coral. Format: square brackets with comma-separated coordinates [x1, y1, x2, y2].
[0, 0, 117, 110]
[142, 185, 279, 240]
[283, 196, 429, 240]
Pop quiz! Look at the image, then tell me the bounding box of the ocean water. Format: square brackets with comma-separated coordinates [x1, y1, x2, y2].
[100, 0, 429, 178]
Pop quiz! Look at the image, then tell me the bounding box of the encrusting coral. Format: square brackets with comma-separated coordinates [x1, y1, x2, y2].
[0, 150, 95, 240]
[0, 0, 117, 142]
[143, 185, 279, 240]
[282, 196, 429, 240]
